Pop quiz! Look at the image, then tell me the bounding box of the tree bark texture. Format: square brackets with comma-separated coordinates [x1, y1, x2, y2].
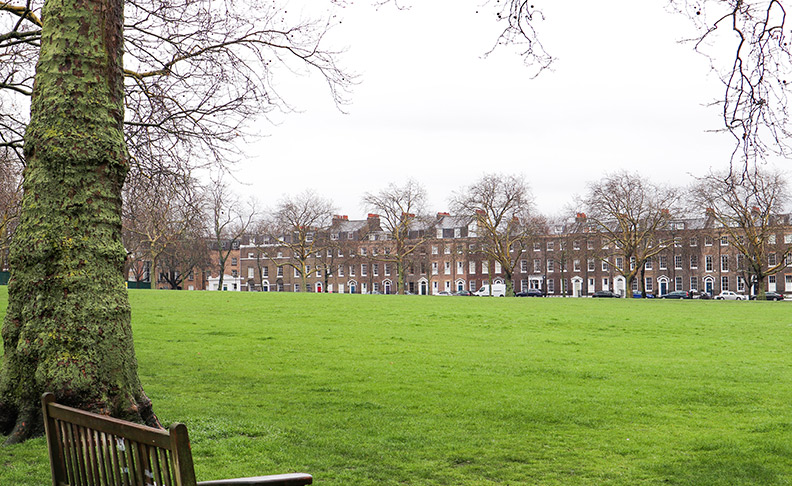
[0, 0, 157, 444]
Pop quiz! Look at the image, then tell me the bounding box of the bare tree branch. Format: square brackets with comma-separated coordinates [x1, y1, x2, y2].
[483, 0, 554, 75]
[670, 0, 791, 165]
[0, 0, 356, 179]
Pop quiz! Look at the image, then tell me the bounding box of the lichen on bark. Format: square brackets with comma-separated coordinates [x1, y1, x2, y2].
[0, 0, 158, 444]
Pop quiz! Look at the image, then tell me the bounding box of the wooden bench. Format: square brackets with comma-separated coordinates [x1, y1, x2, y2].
[42, 393, 313, 486]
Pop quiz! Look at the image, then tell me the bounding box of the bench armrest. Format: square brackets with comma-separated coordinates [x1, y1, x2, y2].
[197, 473, 313, 486]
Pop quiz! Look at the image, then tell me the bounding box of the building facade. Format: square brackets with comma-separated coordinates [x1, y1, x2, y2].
[220, 211, 792, 297]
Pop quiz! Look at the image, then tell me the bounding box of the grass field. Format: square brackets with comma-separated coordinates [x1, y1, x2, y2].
[1, 288, 792, 485]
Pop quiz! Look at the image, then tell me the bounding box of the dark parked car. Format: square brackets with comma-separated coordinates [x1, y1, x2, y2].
[660, 290, 691, 299]
[750, 291, 784, 301]
[453, 290, 473, 296]
[515, 289, 543, 297]
[592, 290, 617, 298]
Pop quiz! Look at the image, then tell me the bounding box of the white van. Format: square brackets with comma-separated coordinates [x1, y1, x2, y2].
[473, 284, 506, 297]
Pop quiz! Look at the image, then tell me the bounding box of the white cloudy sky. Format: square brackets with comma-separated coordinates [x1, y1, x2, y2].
[233, 0, 777, 217]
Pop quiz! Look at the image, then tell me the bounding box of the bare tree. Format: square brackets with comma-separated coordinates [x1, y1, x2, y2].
[0, 0, 355, 175]
[451, 174, 537, 297]
[580, 171, 683, 297]
[123, 173, 206, 289]
[158, 231, 211, 290]
[0, 150, 21, 271]
[313, 230, 340, 293]
[690, 166, 791, 298]
[362, 180, 431, 294]
[546, 216, 579, 297]
[207, 176, 257, 291]
[247, 221, 274, 291]
[264, 190, 335, 292]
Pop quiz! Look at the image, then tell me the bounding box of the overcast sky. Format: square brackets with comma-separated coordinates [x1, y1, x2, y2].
[233, 0, 778, 218]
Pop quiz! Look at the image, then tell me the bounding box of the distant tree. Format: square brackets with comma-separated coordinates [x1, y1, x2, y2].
[313, 231, 340, 293]
[265, 191, 335, 292]
[158, 232, 211, 290]
[362, 180, 432, 294]
[247, 223, 273, 292]
[123, 173, 205, 289]
[451, 174, 537, 297]
[690, 166, 791, 298]
[580, 171, 683, 297]
[0, 152, 21, 271]
[546, 217, 579, 297]
[207, 176, 257, 291]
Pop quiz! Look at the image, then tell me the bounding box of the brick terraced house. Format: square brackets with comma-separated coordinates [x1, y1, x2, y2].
[222, 211, 792, 297]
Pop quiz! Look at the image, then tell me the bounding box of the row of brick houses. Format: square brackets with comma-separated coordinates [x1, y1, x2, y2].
[158, 210, 792, 297]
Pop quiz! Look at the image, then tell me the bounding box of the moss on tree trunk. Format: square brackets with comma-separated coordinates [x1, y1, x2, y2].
[0, 0, 158, 444]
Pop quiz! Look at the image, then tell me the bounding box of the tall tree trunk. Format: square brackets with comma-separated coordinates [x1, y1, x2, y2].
[151, 254, 158, 290]
[217, 254, 226, 290]
[640, 266, 647, 298]
[0, 0, 158, 444]
[397, 261, 406, 295]
[753, 269, 765, 299]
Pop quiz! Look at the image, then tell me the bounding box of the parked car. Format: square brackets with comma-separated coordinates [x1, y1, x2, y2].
[453, 290, 473, 296]
[750, 291, 784, 301]
[515, 289, 543, 297]
[437, 291, 453, 296]
[660, 290, 691, 299]
[592, 290, 618, 298]
[715, 290, 748, 300]
[473, 284, 506, 297]
[632, 291, 656, 298]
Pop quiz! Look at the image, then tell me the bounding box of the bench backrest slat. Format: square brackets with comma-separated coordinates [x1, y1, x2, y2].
[47, 402, 173, 449]
[42, 393, 197, 486]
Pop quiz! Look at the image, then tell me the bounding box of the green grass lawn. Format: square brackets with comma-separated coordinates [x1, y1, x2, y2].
[1, 288, 792, 485]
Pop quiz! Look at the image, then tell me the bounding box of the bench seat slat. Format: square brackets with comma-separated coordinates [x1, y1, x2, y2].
[197, 473, 313, 486]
